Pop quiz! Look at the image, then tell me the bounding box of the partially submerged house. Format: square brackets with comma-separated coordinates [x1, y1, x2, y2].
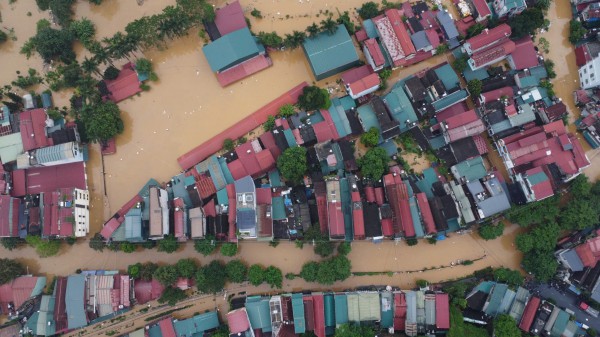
[303, 25, 361, 80]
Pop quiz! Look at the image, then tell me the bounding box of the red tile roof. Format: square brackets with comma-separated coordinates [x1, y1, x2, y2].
[0, 195, 19, 237]
[178, 82, 308, 170]
[348, 73, 380, 97]
[444, 109, 479, 129]
[355, 28, 368, 42]
[365, 186, 376, 203]
[509, 37, 539, 70]
[425, 29, 440, 48]
[158, 317, 177, 337]
[328, 200, 345, 238]
[312, 294, 326, 337]
[575, 236, 600, 267]
[313, 112, 339, 143]
[216, 55, 273, 87]
[375, 187, 385, 206]
[341, 65, 373, 85]
[465, 24, 511, 53]
[470, 40, 516, 68]
[214, 0, 248, 36]
[437, 102, 469, 122]
[227, 160, 248, 181]
[364, 38, 386, 68]
[416, 193, 436, 234]
[256, 188, 272, 205]
[103, 63, 141, 103]
[435, 293, 450, 329]
[314, 182, 329, 235]
[386, 9, 416, 57]
[22, 162, 87, 195]
[352, 191, 365, 240]
[42, 189, 75, 237]
[473, 134, 489, 155]
[575, 44, 593, 67]
[519, 296, 540, 331]
[10, 170, 25, 198]
[525, 167, 554, 201]
[259, 132, 281, 158]
[393, 292, 407, 330]
[381, 218, 394, 236]
[227, 308, 251, 334]
[472, 0, 492, 18]
[203, 199, 217, 217]
[383, 174, 415, 237]
[0, 276, 42, 314]
[196, 173, 217, 199]
[133, 279, 164, 305]
[19, 108, 49, 151]
[481, 86, 514, 103]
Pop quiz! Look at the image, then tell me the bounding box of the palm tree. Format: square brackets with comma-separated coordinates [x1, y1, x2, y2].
[306, 23, 320, 38]
[320, 17, 338, 35]
[81, 57, 102, 77]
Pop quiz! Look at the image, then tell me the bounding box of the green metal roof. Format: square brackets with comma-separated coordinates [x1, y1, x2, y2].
[519, 76, 539, 88]
[529, 66, 548, 81]
[216, 188, 229, 206]
[484, 283, 508, 316]
[383, 85, 418, 132]
[528, 171, 549, 185]
[380, 291, 394, 328]
[246, 297, 272, 332]
[292, 293, 306, 333]
[268, 169, 282, 187]
[339, 95, 356, 110]
[550, 310, 569, 337]
[283, 129, 297, 147]
[0, 133, 24, 163]
[451, 156, 487, 181]
[324, 294, 335, 327]
[329, 98, 352, 138]
[302, 25, 360, 80]
[334, 294, 349, 326]
[25, 295, 56, 336]
[378, 140, 398, 156]
[363, 19, 379, 39]
[415, 167, 440, 199]
[357, 104, 380, 133]
[432, 89, 469, 112]
[174, 311, 219, 336]
[464, 67, 490, 82]
[434, 64, 460, 91]
[202, 27, 261, 72]
[271, 196, 286, 220]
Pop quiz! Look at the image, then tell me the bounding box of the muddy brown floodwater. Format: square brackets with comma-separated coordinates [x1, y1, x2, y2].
[0, 0, 576, 288]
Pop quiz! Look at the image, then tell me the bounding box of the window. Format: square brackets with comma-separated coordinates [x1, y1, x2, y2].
[584, 68, 587, 74]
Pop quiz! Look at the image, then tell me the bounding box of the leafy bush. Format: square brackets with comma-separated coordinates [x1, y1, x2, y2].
[220, 243, 238, 256]
[263, 115, 276, 131]
[25, 236, 61, 258]
[194, 236, 218, 256]
[223, 138, 234, 151]
[478, 222, 504, 240]
[297, 85, 331, 111]
[337, 242, 351, 256]
[248, 264, 265, 286]
[360, 127, 379, 147]
[157, 235, 179, 253]
[226, 260, 247, 283]
[250, 8, 262, 18]
[103, 66, 120, 80]
[358, 147, 389, 180]
[278, 103, 295, 118]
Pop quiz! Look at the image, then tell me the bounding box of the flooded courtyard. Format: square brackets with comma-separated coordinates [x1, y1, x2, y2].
[0, 0, 588, 287]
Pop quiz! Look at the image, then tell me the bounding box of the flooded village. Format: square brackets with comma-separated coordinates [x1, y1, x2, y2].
[1, 0, 600, 336]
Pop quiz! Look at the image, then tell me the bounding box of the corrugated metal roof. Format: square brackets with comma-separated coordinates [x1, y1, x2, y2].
[434, 64, 460, 91]
[65, 275, 87, 329]
[292, 293, 306, 333]
[358, 293, 381, 321]
[302, 25, 360, 79]
[203, 28, 261, 73]
[380, 291, 394, 328]
[246, 297, 273, 332]
[334, 294, 348, 326]
[0, 133, 24, 164]
[347, 293, 360, 322]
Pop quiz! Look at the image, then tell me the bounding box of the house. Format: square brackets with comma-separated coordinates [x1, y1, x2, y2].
[235, 176, 257, 239]
[0, 195, 20, 238]
[468, 40, 515, 70]
[493, 0, 527, 18]
[484, 102, 536, 137]
[507, 37, 539, 70]
[575, 236, 600, 268]
[383, 173, 415, 238]
[11, 161, 87, 197]
[463, 24, 512, 55]
[519, 296, 541, 332]
[19, 108, 50, 151]
[363, 38, 386, 71]
[303, 25, 360, 80]
[436, 10, 460, 49]
[497, 121, 590, 181]
[341, 65, 380, 99]
[451, 156, 488, 182]
[148, 185, 169, 240]
[471, 0, 492, 22]
[41, 188, 89, 238]
[147, 317, 177, 337]
[575, 42, 600, 67]
[202, 27, 272, 87]
[325, 179, 345, 241]
[17, 141, 84, 169]
[133, 279, 164, 305]
[357, 96, 401, 141]
[0, 275, 46, 317]
[383, 83, 419, 132]
[582, 3, 600, 24]
[373, 9, 417, 67]
[173, 311, 220, 337]
[211, 0, 247, 38]
[411, 30, 433, 53]
[352, 189, 365, 240]
[479, 86, 514, 105]
[0, 133, 24, 164]
[226, 140, 276, 180]
[578, 53, 600, 89]
[102, 63, 142, 103]
[440, 109, 485, 142]
[466, 174, 511, 219]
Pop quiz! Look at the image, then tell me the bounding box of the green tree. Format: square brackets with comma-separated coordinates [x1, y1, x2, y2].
[1, 237, 20, 251]
[334, 323, 376, 337]
[196, 260, 226, 293]
[337, 242, 351, 256]
[316, 255, 351, 285]
[522, 250, 558, 282]
[157, 235, 179, 253]
[509, 8, 545, 38]
[358, 2, 380, 20]
[194, 236, 218, 256]
[569, 19, 587, 44]
[535, 0, 551, 10]
[29, 27, 75, 63]
[158, 286, 186, 306]
[220, 243, 238, 256]
[544, 60, 557, 79]
[297, 85, 331, 111]
[314, 240, 334, 257]
[139, 262, 159, 281]
[81, 101, 124, 143]
[176, 0, 215, 22]
[300, 261, 319, 282]
[493, 268, 524, 286]
[127, 263, 141, 279]
[0, 259, 25, 285]
[448, 306, 489, 337]
[25, 236, 61, 258]
[278, 103, 296, 117]
[452, 56, 469, 74]
[49, 0, 75, 27]
[358, 147, 389, 180]
[70, 18, 95, 47]
[494, 314, 520, 337]
[467, 79, 483, 98]
[257, 31, 283, 48]
[223, 138, 235, 151]
[89, 233, 105, 251]
[306, 23, 321, 38]
[0, 30, 7, 44]
[250, 8, 262, 18]
[506, 196, 559, 227]
[467, 23, 486, 38]
[176, 258, 198, 279]
[153, 265, 179, 286]
[120, 242, 137, 253]
[360, 127, 379, 147]
[515, 222, 560, 253]
[264, 115, 276, 132]
[226, 259, 247, 283]
[103, 66, 120, 80]
[435, 43, 449, 55]
[337, 11, 356, 34]
[320, 17, 338, 35]
[277, 147, 308, 184]
[248, 264, 265, 286]
[478, 222, 504, 240]
[264, 266, 283, 288]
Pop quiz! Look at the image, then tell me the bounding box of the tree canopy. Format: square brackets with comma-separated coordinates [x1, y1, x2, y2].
[226, 260, 247, 283]
[157, 235, 179, 253]
[25, 236, 61, 258]
[81, 101, 124, 143]
[569, 19, 587, 44]
[297, 86, 331, 111]
[220, 243, 238, 256]
[0, 259, 25, 285]
[301, 256, 351, 285]
[194, 236, 218, 256]
[334, 323, 376, 337]
[153, 265, 179, 286]
[478, 222, 504, 240]
[358, 147, 389, 180]
[158, 286, 186, 306]
[338, 242, 352, 256]
[277, 147, 308, 184]
[264, 266, 283, 288]
[493, 268, 524, 286]
[314, 240, 334, 257]
[176, 258, 198, 279]
[360, 127, 379, 147]
[509, 8, 545, 38]
[248, 264, 266, 286]
[467, 79, 483, 98]
[358, 2, 380, 20]
[196, 260, 226, 293]
[494, 314, 521, 337]
[29, 27, 75, 63]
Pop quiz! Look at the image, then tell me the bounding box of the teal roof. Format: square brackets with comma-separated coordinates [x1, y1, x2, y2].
[378, 140, 398, 156]
[464, 67, 490, 82]
[303, 25, 360, 80]
[529, 65, 548, 81]
[66, 275, 87, 329]
[170, 173, 193, 208]
[410, 196, 425, 237]
[383, 85, 418, 132]
[329, 98, 352, 138]
[334, 294, 349, 326]
[292, 294, 306, 333]
[324, 294, 335, 327]
[283, 129, 297, 147]
[218, 156, 235, 184]
[148, 325, 162, 337]
[246, 297, 272, 332]
[484, 283, 508, 316]
[197, 156, 228, 191]
[380, 292, 394, 328]
[340, 178, 353, 241]
[216, 188, 229, 206]
[415, 168, 440, 199]
[451, 156, 487, 181]
[434, 64, 460, 91]
[272, 196, 286, 220]
[432, 89, 468, 112]
[363, 19, 379, 38]
[26, 295, 56, 336]
[0, 133, 24, 163]
[551, 310, 569, 337]
[429, 135, 446, 149]
[174, 311, 219, 337]
[202, 27, 261, 72]
[339, 95, 356, 110]
[357, 104, 380, 133]
[475, 281, 496, 294]
[528, 171, 549, 185]
[1, 106, 10, 124]
[125, 208, 144, 242]
[518, 75, 539, 88]
[268, 169, 282, 187]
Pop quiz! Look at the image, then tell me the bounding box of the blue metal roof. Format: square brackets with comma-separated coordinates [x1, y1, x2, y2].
[363, 19, 379, 39]
[246, 297, 272, 332]
[302, 25, 360, 79]
[66, 275, 87, 329]
[292, 294, 306, 333]
[334, 294, 349, 326]
[434, 64, 460, 91]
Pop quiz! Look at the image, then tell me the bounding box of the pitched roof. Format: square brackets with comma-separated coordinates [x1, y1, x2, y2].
[575, 236, 600, 267]
[435, 293, 450, 329]
[103, 63, 142, 103]
[0, 195, 20, 237]
[203, 28, 261, 73]
[302, 25, 360, 79]
[470, 40, 516, 68]
[465, 24, 511, 52]
[509, 37, 539, 70]
[364, 38, 386, 67]
[14, 162, 87, 196]
[341, 66, 380, 98]
[451, 156, 487, 181]
[0, 133, 24, 164]
[416, 193, 436, 234]
[436, 10, 459, 39]
[65, 275, 87, 329]
[481, 86, 514, 103]
[214, 0, 247, 36]
[19, 109, 49, 151]
[472, 0, 492, 18]
[215, 54, 272, 87]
